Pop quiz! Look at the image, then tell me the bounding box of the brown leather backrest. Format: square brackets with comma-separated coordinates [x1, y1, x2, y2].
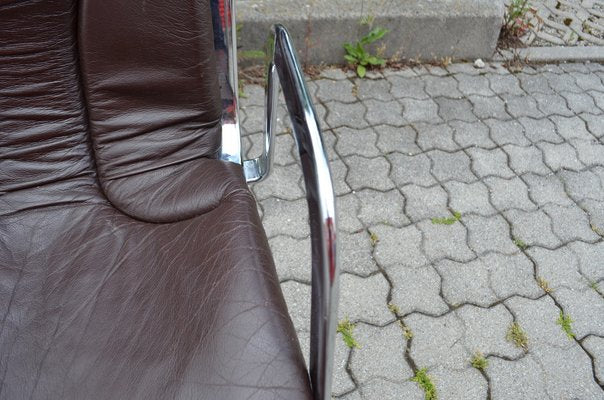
[1, 0, 225, 220]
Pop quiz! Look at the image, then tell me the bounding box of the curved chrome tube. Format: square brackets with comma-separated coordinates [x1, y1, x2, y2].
[214, 2, 339, 398]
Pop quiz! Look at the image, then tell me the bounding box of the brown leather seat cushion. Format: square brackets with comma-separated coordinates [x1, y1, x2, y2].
[0, 0, 312, 398]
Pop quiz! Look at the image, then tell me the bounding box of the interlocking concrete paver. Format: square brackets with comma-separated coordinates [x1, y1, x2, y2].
[435, 258, 497, 307]
[338, 273, 393, 325]
[464, 214, 518, 255]
[401, 185, 449, 222]
[349, 323, 412, 385]
[467, 147, 515, 179]
[345, 155, 394, 191]
[389, 265, 449, 316]
[375, 125, 420, 155]
[245, 63, 604, 399]
[356, 188, 409, 227]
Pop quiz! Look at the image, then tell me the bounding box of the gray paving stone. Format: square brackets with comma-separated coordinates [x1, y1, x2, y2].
[401, 185, 449, 222]
[388, 76, 429, 100]
[375, 125, 421, 155]
[356, 78, 393, 102]
[569, 241, 604, 282]
[552, 287, 604, 339]
[517, 72, 555, 94]
[543, 203, 600, 242]
[573, 72, 604, 91]
[446, 63, 485, 76]
[271, 236, 311, 282]
[582, 198, 604, 235]
[502, 144, 550, 175]
[481, 252, 542, 299]
[239, 84, 264, 107]
[487, 73, 525, 96]
[326, 101, 369, 129]
[361, 379, 423, 400]
[415, 123, 458, 152]
[435, 258, 497, 307]
[338, 390, 362, 400]
[485, 119, 531, 147]
[333, 334, 355, 396]
[456, 74, 494, 97]
[426, 65, 449, 77]
[345, 155, 394, 191]
[528, 246, 585, 291]
[518, 116, 564, 144]
[524, 173, 575, 207]
[406, 312, 468, 369]
[388, 153, 436, 187]
[545, 71, 583, 93]
[558, 169, 604, 202]
[350, 323, 412, 385]
[558, 63, 591, 74]
[488, 355, 549, 399]
[365, 99, 405, 126]
[580, 112, 604, 138]
[241, 104, 265, 133]
[464, 214, 518, 255]
[428, 150, 476, 183]
[504, 209, 562, 248]
[457, 304, 523, 358]
[253, 164, 304, 200]
[383, 68, 419, 78]
[356, 188, 409, 227]
[338, 273, 393, 325]
[537, 142, 584, 171]
[261, 197, 309, 238]
[502, 94, 545, 119]
[484, 176, 537, 211]
[467, 147, 515, 178]
[340, 230, 380, 276]
[444, 181, 497, 216]
[389, 265, 449, 316]
[561, 90, 600, 115]
[337, 193, 363, 233]
[334, 126, 380, 157]
[331, 158, 352, 196]
[531, 343, 603, 399]
[281, 281, 311, 333]
[400, 98, 442, 124]
[532, 92, 574, 117]
[434, 97, 477, 122]
[430, 366, 487, 400]
[317, 129, 339, 161]
[319, 68, 350, 80]
[422, 75, 462, 98]
[588, 89, 604, 112]
[582, 336, 604, 385]
[468, 94, 510, 120]
[418, 219, 475, 263]
[550, 115, 596, 141]
[449, 120, 496, 148]
[372, 224, 429, 269]
[571, 139, 604, 167]
[315, 79, 357, 103]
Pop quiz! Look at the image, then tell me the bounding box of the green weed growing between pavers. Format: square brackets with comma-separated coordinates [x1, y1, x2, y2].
[369, 231, 379, 247]
[557, 311, 575, 339]
[337, 318, 360, 349]
[470, 352, 488, 371]
[343, 27, 389, 78]
[537, 276, 552, 293]
[507, 322, 528, 350]
[431, 210, 461, 225]
[513, 238, 528, 250]
[412, 368, 437, 400]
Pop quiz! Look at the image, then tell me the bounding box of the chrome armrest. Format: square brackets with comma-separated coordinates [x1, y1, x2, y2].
[214, 1, 339, 398]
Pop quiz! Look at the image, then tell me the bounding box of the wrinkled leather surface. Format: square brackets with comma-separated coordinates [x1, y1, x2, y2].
[0, 0, 312, 398]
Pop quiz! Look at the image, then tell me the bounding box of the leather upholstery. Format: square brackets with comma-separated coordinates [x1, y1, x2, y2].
[0, 0, 312, 398]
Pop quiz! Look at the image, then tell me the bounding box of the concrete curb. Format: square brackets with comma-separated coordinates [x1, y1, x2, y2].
[494, 46, 604, 63]
[237, 0, 505, 65]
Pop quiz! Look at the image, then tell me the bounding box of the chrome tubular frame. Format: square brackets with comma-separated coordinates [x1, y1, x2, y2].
[215, 2, 339, 399]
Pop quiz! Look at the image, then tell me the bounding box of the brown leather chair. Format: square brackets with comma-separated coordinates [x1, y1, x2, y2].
[0, 1, 338, 399]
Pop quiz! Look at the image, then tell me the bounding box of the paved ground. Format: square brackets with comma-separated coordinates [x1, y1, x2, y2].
[525, 0, 604, 46]
[240, 62, 604, 399]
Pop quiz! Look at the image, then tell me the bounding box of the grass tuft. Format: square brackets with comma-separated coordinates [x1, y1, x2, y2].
[397, 320, 414, 339]
[537, 276, 552, 293]
[412, 368, 437, 400]
[337, 318, 360, 349]
[431, 210, 461, 225]
[470, 352, 489, 371]
[513, 238, 528, 250]
[557, 311, 575, 339]
[387, 302, 400, 315]
[369, 231, 379, 247]
[507, 322, 528, 350]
